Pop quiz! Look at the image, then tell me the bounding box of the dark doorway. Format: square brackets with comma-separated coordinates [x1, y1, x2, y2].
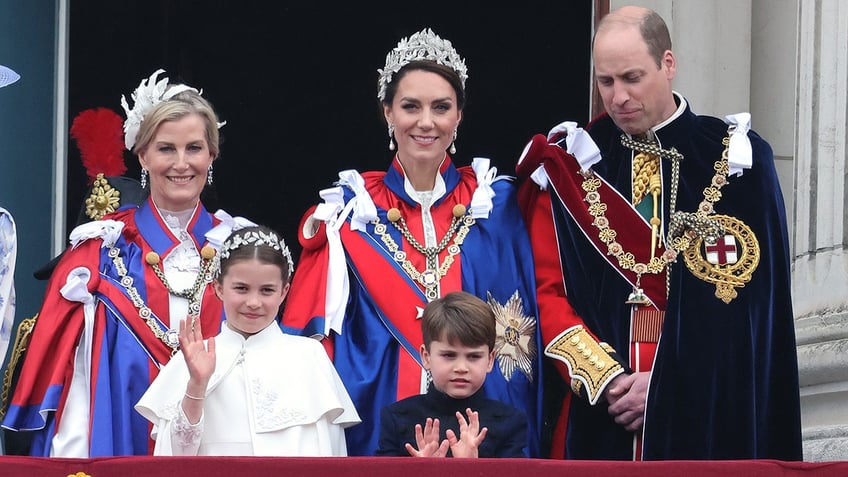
[68, 2, 593, 259]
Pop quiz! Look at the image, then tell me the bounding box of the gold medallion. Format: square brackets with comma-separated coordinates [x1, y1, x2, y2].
[84, 173, 121, 220]
[681, 214, 760, 303]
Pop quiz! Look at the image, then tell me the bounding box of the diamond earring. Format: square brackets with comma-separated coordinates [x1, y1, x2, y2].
[388, 123, 396, 151]
[207, 164, 214, 186]
[140, 168, 148, 188]
[449, 128, 457, 154]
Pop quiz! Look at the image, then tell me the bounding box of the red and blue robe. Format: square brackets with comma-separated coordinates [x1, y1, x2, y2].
[2, 199, 224, 456]
[282, 156, 547, 457]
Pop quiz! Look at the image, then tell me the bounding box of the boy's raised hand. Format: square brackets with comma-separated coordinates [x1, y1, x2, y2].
[445, 408, 488, 458]
[405, 417, 450, 457]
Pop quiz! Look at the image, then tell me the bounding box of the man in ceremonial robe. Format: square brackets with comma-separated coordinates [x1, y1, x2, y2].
[515, 5, 802, 460]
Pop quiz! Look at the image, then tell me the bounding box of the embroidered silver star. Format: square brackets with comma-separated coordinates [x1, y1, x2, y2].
[489, 290, 537, 382]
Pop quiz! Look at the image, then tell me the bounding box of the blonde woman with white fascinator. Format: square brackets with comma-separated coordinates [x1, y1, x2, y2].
[282, 29, 547, 457]
[3, 69, 254, 457]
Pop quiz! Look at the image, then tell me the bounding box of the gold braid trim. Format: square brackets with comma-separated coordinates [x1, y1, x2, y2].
[544, 325, 624, 405]
[632, 152, 660, 205]
[1, 314, 38, 420]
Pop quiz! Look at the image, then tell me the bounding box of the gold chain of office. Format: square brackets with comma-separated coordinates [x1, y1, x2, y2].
[372, 204, 475, 301]
[108, 245, 217, 354]
[578, 135, 730, 300]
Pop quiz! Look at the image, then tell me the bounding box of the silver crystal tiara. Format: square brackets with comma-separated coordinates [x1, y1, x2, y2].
[377, 28, 468, 101]
[220, 229, 295, 277]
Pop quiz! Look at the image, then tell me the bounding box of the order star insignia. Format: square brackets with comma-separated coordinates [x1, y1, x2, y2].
[488, 290, 537, 382]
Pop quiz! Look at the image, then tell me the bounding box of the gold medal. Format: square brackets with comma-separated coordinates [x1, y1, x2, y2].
[681, 214, 760, 303]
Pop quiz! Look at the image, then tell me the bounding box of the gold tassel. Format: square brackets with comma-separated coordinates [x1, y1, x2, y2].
[649, 173, 662, 258]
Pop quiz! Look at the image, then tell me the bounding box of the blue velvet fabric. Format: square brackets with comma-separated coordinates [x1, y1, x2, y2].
[549, 101, 802, 460]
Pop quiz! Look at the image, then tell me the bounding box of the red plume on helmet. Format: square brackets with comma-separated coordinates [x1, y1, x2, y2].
[69, 107, 127, 184]
[34, 108, 147, 280]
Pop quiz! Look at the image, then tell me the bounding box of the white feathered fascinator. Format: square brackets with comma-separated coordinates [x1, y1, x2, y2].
[119, 69, 199, 150]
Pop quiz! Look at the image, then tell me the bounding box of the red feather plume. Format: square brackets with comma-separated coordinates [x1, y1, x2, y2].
[69, 107, 127, 184]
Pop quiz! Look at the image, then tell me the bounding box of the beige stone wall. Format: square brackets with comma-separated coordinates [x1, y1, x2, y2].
[792, 0, 848, 462]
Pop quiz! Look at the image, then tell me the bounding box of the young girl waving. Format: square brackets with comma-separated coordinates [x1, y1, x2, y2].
[137, 225, 360, 456]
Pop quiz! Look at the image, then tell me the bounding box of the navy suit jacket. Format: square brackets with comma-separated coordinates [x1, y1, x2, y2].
[375, 386, 528, 457]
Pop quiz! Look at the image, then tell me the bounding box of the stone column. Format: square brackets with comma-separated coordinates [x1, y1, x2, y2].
[793, 0, 848, 462]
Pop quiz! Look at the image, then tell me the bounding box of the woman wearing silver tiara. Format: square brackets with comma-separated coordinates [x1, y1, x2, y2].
[3, 70, 251, 457]
[282, 28, 547, 457]
[136, 225, 360, 456]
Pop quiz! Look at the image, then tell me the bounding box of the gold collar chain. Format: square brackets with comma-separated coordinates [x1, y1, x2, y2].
[666, 136, 732, 252]
[582, 174, 677, 304]
[372, 204, 475, 301]
[108, 245, 217, 354]
[666, 136, 759, 303]
[582, 134, 731, 304]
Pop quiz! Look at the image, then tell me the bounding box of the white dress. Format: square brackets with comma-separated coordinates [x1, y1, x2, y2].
[136, 322, 360, 456]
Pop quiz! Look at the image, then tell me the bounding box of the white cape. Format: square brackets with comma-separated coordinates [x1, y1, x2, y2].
[136, 322, 360, 456]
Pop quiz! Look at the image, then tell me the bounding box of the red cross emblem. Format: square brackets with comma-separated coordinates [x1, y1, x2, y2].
[705, 235, 738, 265]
